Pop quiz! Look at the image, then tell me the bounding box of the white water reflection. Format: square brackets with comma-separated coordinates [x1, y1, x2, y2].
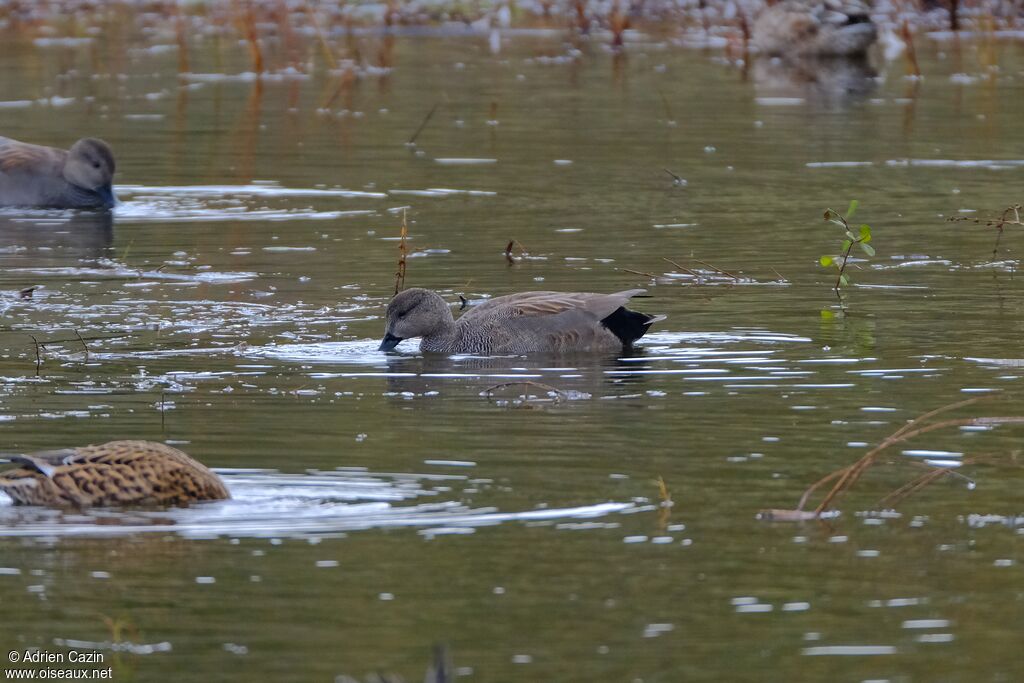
[0, 468, 637, 539]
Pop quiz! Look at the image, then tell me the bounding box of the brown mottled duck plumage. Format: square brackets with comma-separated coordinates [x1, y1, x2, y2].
[0, 440, 230, 507]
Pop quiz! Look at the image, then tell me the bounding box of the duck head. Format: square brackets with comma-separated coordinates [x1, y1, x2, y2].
[63, 138, 116, 208]
[380, 288, 452, 351]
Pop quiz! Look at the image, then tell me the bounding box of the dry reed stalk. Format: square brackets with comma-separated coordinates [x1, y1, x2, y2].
[762, 397, 1024, 520]
[394, 209, 408, 295]
[618, 267, 657, 278]
[875, 459, 975, 509]
[321, 64, 356, 110]
[693, 258, 740, 280]
[377, 33, 395, 70]
[235, 0, 265, 75]
[305, 0, 338, 70]
[738, 10, 750, 53]
[28, 334, 42, 375]
[656, 475, 673, 528]
[274, 0, 299, 69]
[662, 257, 702, 279]
[574, 0, 589, 34]
[901, 20, 920, 78]
[609, 0, 630, 48]
[173, 2, 190, 74]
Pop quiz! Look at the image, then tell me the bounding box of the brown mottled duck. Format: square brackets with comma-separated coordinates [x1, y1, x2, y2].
[0, 440, 229, 507]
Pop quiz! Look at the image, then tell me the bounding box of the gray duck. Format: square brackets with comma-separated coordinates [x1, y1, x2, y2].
[380, 288, 664, 354]
[0, 136, 116, 209]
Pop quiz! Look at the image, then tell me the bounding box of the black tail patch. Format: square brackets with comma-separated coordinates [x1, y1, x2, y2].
[600, 307, 656, 347]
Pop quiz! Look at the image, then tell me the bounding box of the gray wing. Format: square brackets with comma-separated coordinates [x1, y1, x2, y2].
[461, 289, 645, 322]
[458, 291, 562, 321]
[0, 138, 63, 175]
[485, 307, 623, 352]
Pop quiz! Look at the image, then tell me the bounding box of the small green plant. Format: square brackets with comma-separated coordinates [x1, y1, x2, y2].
[819, 200, 874, 306]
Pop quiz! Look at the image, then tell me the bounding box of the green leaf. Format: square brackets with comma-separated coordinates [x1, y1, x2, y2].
[820, 309, 835, 320]
[819, 255, 834, 267]
[859, 242, 876, 256]
[859, 224, 871, 242]
[844, 230, 856, 241]
[846, 200, 859, 220]
[841, 239, 852, 252]
[839, 274, 850, 286]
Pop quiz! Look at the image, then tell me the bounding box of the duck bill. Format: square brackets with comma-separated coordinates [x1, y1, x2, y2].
[97, 184, 116, 208]
[379, 333, 403, 352]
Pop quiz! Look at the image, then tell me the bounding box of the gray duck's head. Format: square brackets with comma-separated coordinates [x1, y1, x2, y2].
[63, 138, 117, 208]
[380, 288, 452, 351]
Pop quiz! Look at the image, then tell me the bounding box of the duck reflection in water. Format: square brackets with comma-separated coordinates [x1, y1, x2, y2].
[0, 210, 114, 259]
[379, 341, 658, 400]
[750, 0, 878, 107]
[753, 56, 876, 107]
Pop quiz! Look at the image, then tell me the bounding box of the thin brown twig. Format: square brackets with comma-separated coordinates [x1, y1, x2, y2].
[656, 475, 673, 529]
[949, 204, 1022, 260]
[765, 397, 1019, 520]
[320, 65, 356, 110]
[236, 0, 264, 75]
[305, 0, 337, 70]
[407, 102, 439, 146]
[618, 267, 657, 278]
[901, 20, 920, 78]
[28, 334, 41, 375]
[481, 381, 567, 402]
[394, 209, 408, 295]
[876, 464, 962, 509]
[813, 414, 1024, 514]
[693, 258, 740, 280]
[662, 257, 702, 279]
[73, 329, 90, 360]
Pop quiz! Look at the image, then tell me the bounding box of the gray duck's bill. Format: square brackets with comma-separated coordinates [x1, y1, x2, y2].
[379, 333, 403, 351]
[97, 184, 117, 208]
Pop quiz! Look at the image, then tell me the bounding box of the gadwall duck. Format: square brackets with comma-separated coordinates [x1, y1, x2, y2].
[0, 440, 229, 507]
[0, 136, 116, 209]
[752, 0, 877, 59]
[380, 288, 664, 354]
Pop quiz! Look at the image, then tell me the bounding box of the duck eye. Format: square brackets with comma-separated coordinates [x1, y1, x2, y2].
[92, 162, 101, 169]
